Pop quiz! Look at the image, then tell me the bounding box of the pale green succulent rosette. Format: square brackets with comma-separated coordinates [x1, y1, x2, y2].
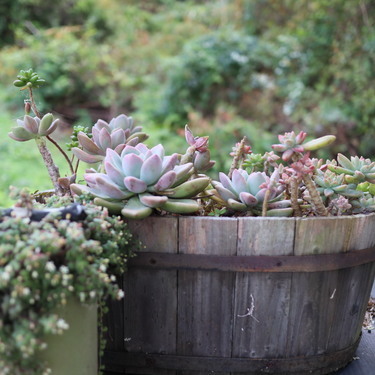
[314, 169, 363, 200]
[8, 114, 58, 141]
[351, 194, 375, 214]
[212, 168, 293, 216]
[328, 153, 375, 184]
[72, 114, 148, 163]
[71, 143, 210, 219]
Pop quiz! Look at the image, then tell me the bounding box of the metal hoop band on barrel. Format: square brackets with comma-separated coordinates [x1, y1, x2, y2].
[127, 246, 375, 273]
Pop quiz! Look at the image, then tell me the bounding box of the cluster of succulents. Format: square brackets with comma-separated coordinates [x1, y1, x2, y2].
[7, 68, 375, 218]
[71, 144, 210, 219]
[314, 169, 363, 200]
[72, 114, 148, 164]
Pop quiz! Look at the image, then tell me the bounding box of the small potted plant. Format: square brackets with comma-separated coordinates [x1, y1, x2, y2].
[4, 69, 375, 375]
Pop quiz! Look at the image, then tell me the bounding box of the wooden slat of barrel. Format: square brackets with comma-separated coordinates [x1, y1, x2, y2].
[232, 218, 295, 359]
[102, 275, 125, 353]
[328, 263, 375, 351]
[177, 217, 237, 375]
[124, 217, 178, 375]
[285, 217, 352, 358]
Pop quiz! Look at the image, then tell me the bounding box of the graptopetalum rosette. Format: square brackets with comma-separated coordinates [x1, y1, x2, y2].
[212, 168, 293, 216]
[71, 143, 210, 219]
[72, 114, 148, 163]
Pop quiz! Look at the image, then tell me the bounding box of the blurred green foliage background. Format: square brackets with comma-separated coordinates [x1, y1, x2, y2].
[1, 0, 374, 206]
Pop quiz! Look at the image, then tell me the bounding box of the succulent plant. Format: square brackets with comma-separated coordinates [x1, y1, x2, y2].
[13, 68, 46, 89]
[212, 168, 293, 216]
[71, 143, 210, 219]
[351, 194, 375, 214]
[181, 125, 215, 173]
[314, 169, 363, 200]
[328, 196, 352, 216]
[328, 154, 375, 184]
[8, 114, 58, 142]
[72, 114, 148, 163]
[272, 131, 335, 162]
[243, 151, 280, 173]
[271, 131, 307, 161]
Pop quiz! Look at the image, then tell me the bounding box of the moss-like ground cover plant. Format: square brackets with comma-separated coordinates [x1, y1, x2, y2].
[3, 68, 375, 374]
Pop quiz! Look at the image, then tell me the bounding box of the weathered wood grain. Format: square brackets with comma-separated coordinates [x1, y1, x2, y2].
[124, 217, 178, 375]
[233, 218, 295, 359]
[285, 217, 347, 357]
[177, 217, 237, 375]
[104, 213, 375, 375]
[104, 276, 125, 352]
[294, 216, 355, 256]
[328, 263, 375, 351]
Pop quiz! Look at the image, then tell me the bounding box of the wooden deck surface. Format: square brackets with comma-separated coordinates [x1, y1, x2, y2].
[335, 330, 374, 375]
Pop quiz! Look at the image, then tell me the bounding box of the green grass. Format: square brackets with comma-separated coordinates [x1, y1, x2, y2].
[0, 89, 79, 208]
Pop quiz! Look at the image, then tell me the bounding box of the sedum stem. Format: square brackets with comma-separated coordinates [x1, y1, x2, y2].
[302, 174, 328, 216]
[27, 87, 42, 119]
[35, 137, 64, 196]
[290, 177, 302, 217]
[228, 136, 247, 179]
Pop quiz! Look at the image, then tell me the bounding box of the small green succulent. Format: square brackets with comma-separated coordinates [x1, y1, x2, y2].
[328, 154, 375, 184]
[66, 125, 92, 151]
[314, 169, 363, 200]
[351, 194, 375, 214]
[13, 68, 46, 89]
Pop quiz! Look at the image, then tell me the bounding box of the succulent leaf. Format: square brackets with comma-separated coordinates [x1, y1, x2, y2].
[9, 126, 36, 141]
[104, 161, 125, 187]
[38, 113, 54, 135]
[302, 135, 336, 151]
[122, 153, 143, 178]
[93, 198, 124, 214]
[123, 176, 147, 193]
[24, 115, 39, 134]
[266, 208, 294, 217]
[227, 198, 248, 211]
[71, 148, 104, 163]
[163, 177, 210, 198]
[140, 154, 163, 185]
[139, 193, 168, 208]
[160, 198, 200, 214]
[77, 132, 103, 155]
[121, 196, 153, 219]
[239, 192, 258, 206]
[153, 170, 178, 191]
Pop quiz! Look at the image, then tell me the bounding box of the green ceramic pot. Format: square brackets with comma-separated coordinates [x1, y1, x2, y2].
[38, 298, 98, 375]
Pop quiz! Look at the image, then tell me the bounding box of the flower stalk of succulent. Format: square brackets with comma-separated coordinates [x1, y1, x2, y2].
[11, 69, 76, 196]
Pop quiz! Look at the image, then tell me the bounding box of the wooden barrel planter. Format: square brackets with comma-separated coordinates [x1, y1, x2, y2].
[103, 214, 375, 375]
